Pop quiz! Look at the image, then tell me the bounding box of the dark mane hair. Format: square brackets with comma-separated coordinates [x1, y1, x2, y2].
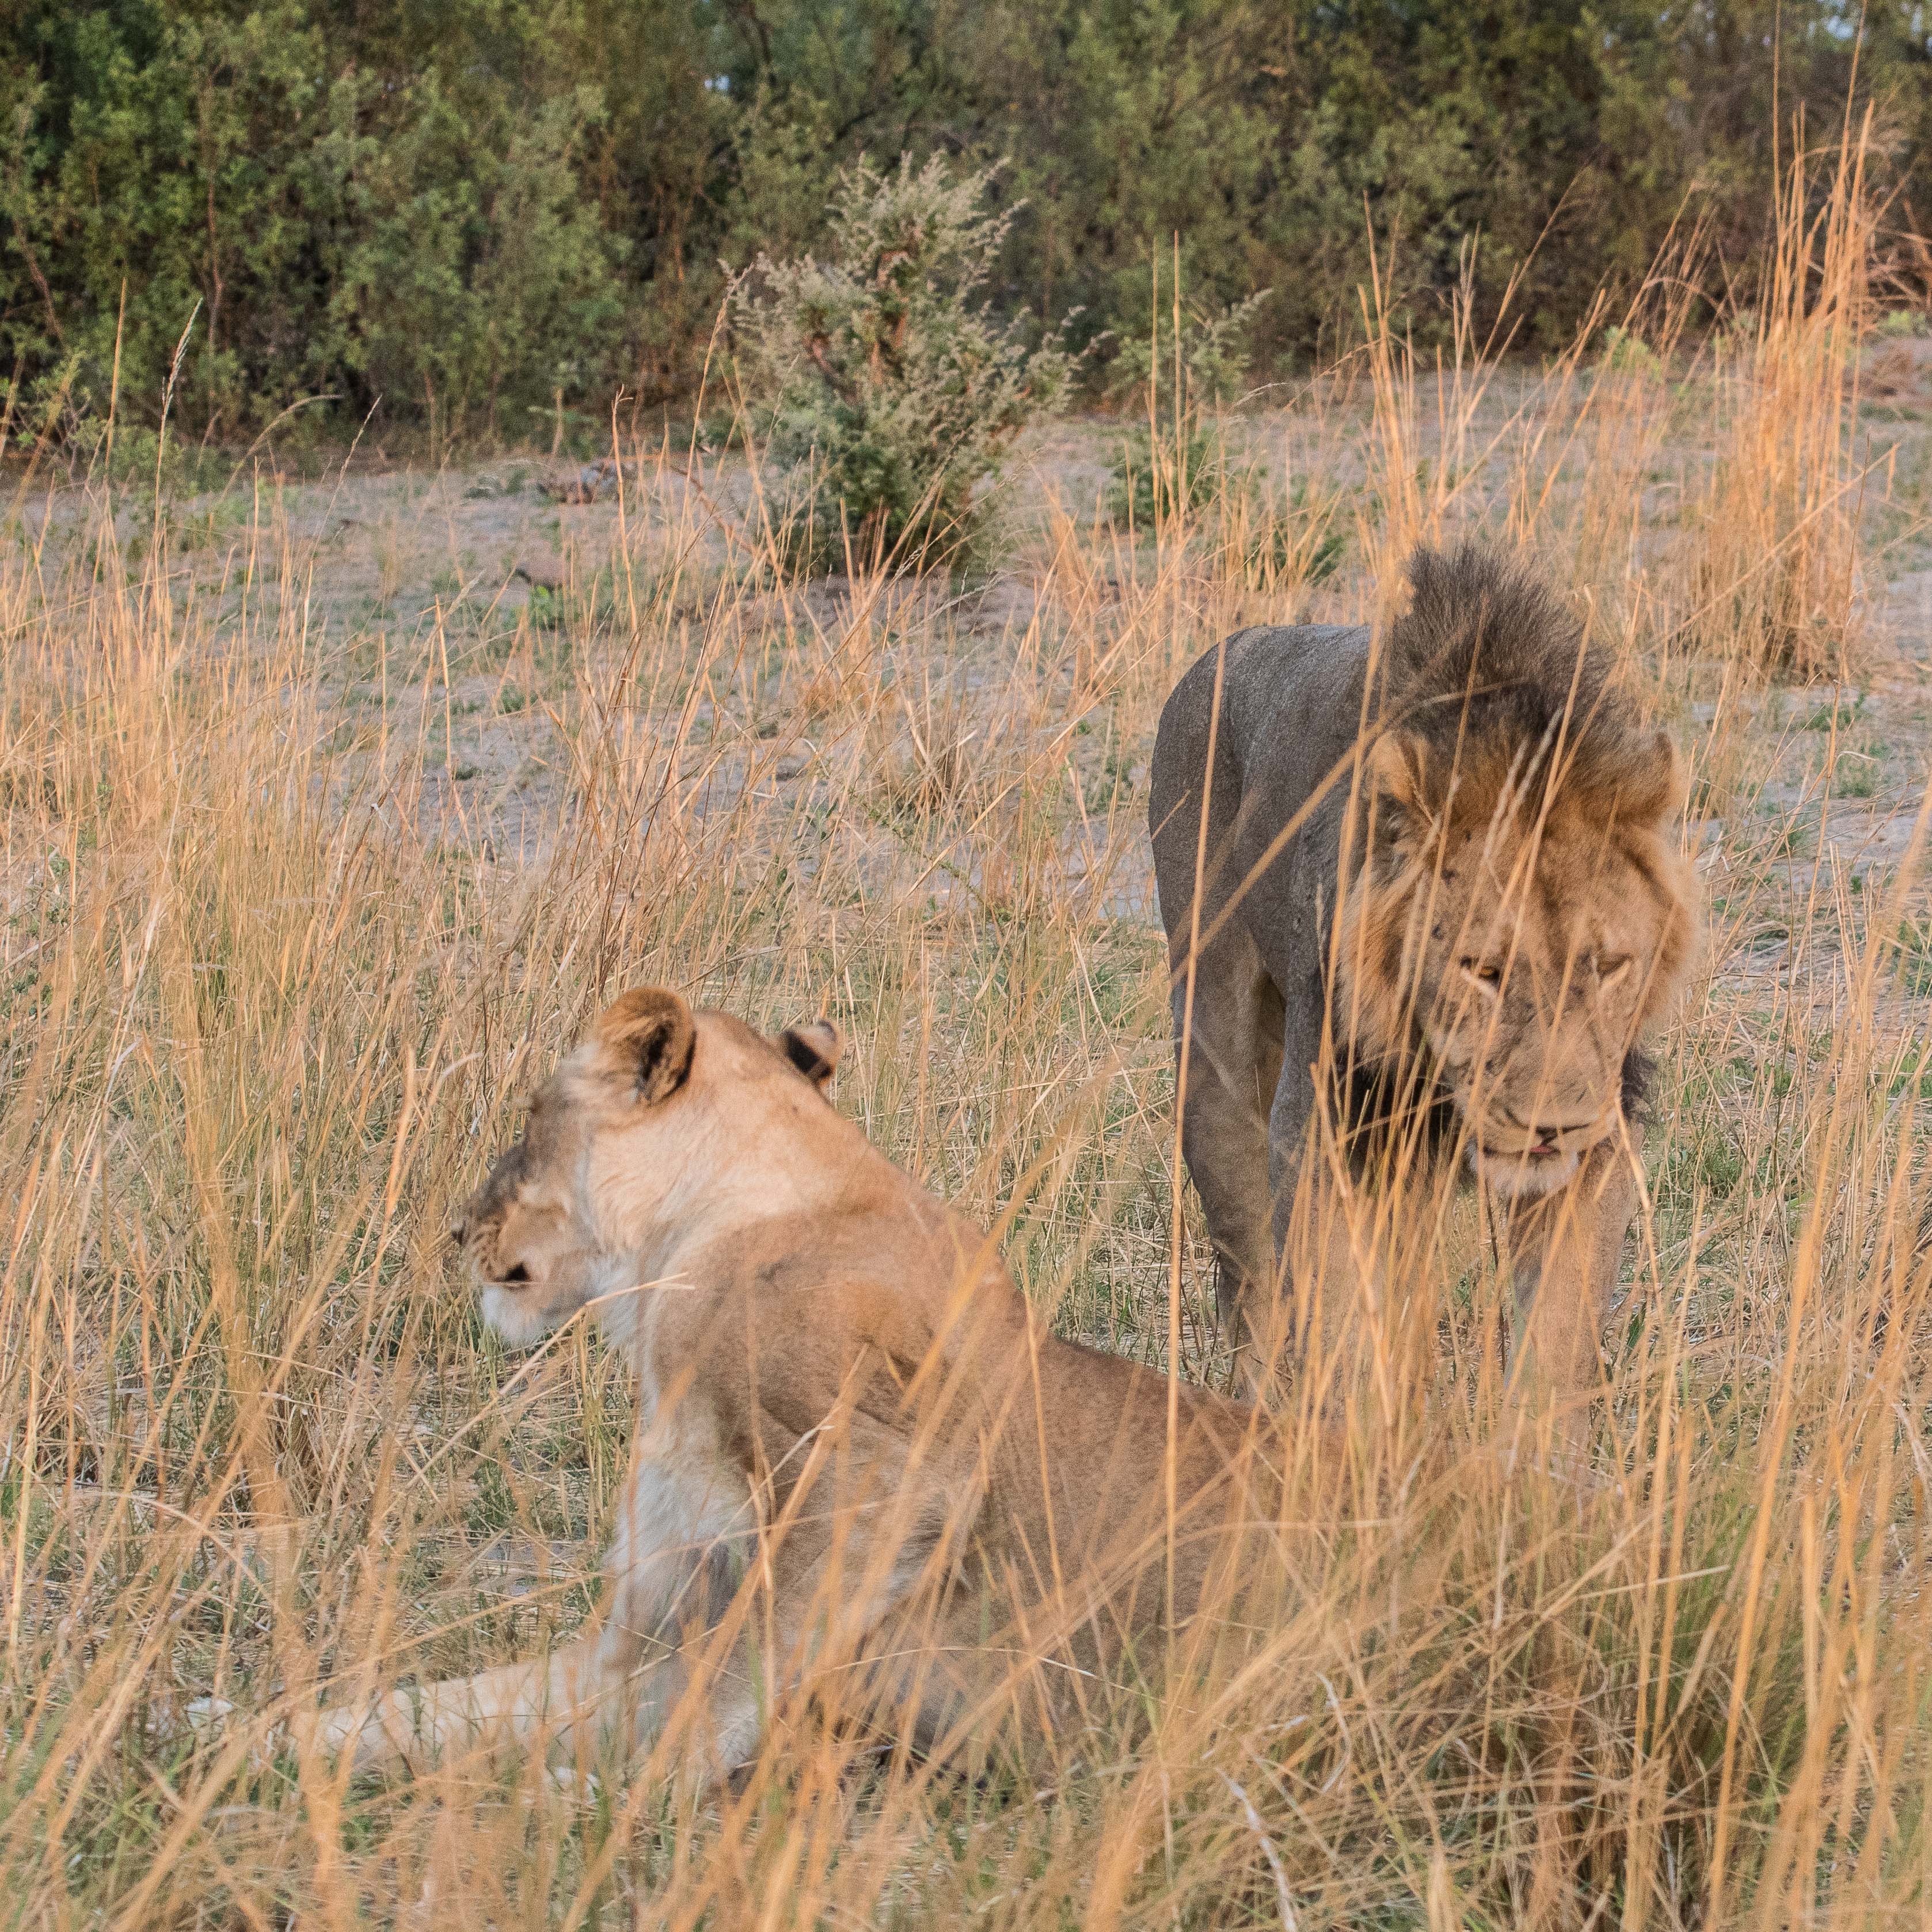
[1334, 543, 1667, 1161]
[1382, 545, 1639, 767]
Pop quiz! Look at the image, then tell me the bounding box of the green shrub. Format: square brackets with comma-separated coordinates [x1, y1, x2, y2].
[1105, 286, 1271, 413]
[729, 155, 1073, 574]
[1108, 421, 1224, 528]
[1599, 324, 1665, 375]
[1887, 918, 1932, 998]
[1242, 479, 1349, 588]
[1105, 281, 1267, 530]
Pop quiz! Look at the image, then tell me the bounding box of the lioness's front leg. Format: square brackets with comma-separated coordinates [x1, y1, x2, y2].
[302, 1619, 651, 1773]
[303, 1440, 747, 1776]
[1503, 1125, 1644, 1404]
[657, 1425, 980, 1787]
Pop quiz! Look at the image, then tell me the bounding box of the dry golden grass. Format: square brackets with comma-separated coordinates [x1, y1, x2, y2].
[1694, 111, 1878, 682]
[5, 145, 1932, 1927]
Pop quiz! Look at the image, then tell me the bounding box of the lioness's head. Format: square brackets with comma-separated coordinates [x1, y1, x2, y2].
[448, 989, 843, 1346]
[1338, 549, 1700, 1200]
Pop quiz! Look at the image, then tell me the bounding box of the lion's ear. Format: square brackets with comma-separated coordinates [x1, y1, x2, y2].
[779, 1018, 842, 1091]
[1614, 728, 1688, 824]
[592, 987, 697, 1104]
[1366, 729, 1440, 843]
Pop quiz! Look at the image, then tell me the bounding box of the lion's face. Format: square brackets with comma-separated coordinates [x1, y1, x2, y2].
[1341, 724, 1698, 1200]
[448, 991, 842, 1347]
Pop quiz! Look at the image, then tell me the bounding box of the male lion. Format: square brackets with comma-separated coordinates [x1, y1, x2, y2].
[307, 989, 1294, 1783]
[1149, 546, 1699, 1399]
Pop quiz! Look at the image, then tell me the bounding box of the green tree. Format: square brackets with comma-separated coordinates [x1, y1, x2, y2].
[0, 0, 1923, 441]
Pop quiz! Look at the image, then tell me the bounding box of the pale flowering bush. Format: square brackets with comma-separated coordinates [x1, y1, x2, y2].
[730, 154, 1074, 572]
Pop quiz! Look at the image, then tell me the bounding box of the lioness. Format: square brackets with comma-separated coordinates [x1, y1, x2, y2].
[309, 990, 1289, 1783]
[1150, 546, 1699, 1398]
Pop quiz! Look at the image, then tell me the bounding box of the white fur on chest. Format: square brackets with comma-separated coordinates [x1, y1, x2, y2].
[597, 1286, 751, 1641]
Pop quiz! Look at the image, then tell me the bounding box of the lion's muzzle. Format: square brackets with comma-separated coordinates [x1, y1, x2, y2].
[1465, 1102, 1618, 1199]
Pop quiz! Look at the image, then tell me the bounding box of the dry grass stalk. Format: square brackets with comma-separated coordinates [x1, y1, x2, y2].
[1694, 111, 1878, 681]
[1, 130, 1929, 1928]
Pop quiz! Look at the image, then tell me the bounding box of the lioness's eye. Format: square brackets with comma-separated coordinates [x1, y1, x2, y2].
[1599, 954, 1633, 984]
[1459, 957, 1501, 988]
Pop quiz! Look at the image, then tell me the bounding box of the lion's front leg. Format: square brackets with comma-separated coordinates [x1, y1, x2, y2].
[1170, 928, 1288, 1367]
[1503, 1124, 1644, 1406]
[1253, 1152, 1376, 1405]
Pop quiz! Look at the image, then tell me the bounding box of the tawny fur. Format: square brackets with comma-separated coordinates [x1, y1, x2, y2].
[303, 991, 1303, 1786]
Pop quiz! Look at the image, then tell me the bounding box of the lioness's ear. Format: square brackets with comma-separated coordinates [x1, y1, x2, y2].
[1366, 729, 1440, 842]
[779, 1018, 842, 1091]
[1614, 728, 1688, 823]
[592, 987, 697, 1104]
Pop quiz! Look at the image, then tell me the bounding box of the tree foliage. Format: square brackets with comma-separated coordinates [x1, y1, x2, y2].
[0, 1, 1925, 441]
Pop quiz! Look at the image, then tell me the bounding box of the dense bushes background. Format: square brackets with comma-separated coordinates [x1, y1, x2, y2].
[1, 0, 1927, 444]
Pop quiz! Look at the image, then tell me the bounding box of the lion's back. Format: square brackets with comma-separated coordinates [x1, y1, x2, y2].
[1147, 621, 1372, 1051]
[1148, 622, 1371, 867]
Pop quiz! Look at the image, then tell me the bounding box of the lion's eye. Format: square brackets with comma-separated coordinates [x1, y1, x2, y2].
[1459, 958, 1502, 990]
[1598, 954, 1633, 985]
